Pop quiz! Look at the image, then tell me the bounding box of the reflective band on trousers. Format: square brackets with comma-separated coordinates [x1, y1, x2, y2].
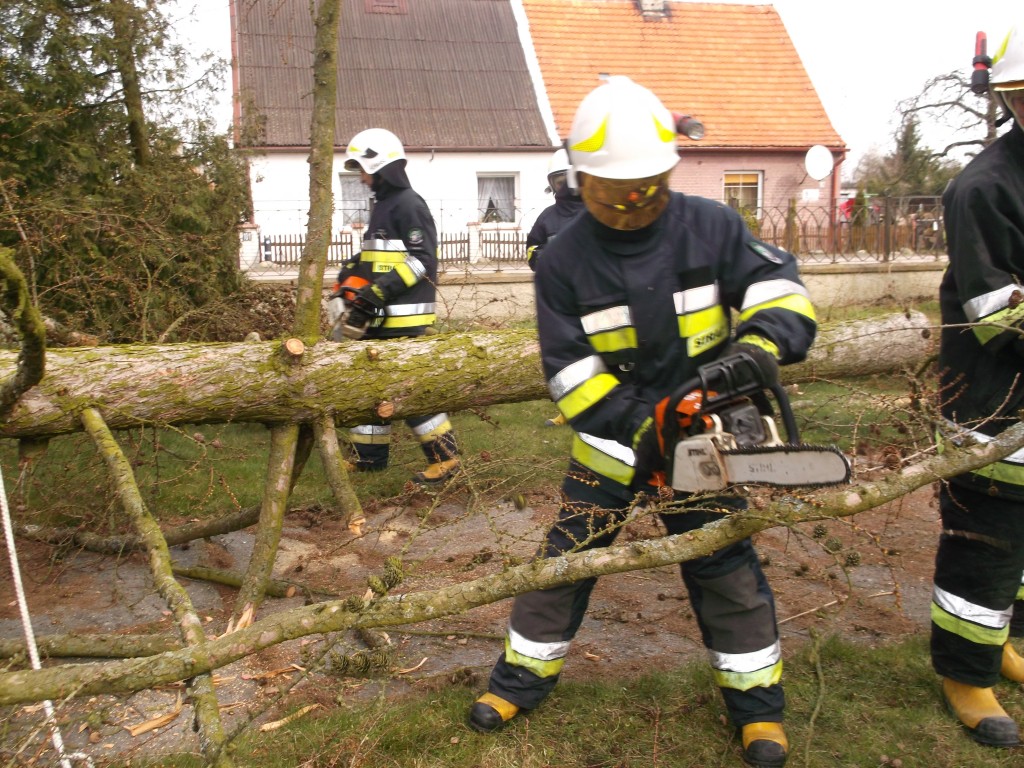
[931, 585, 1012, 646]
[932, 585, 1012, 629]
[549, 355, 610, 401]
[707, 641, 783, 692]
[411, 414, 449, 436]
[351, 425, 392, 436]
[507, 626, 572, 660]
[504, 627, 569, 679]
[964, 283, 1022, 322]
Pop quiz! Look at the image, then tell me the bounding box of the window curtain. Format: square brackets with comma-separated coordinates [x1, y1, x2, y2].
[477, 177, 514, 223]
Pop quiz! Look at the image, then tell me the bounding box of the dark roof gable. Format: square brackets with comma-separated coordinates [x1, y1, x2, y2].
[232, 0, 553, 150]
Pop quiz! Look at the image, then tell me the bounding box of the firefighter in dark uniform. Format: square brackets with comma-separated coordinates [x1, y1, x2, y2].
[333, 128, 460, 485]
[932, 25, 1024, 748]
[468, 76, 817, 768]
[527, 147, 585, 427]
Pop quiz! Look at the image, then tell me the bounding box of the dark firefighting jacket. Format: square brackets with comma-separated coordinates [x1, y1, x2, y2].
[338, 179, 438, 338]
[526, 192, 585, 271]
[939, 123, 1024, 499]
[534, 191, 817, 496]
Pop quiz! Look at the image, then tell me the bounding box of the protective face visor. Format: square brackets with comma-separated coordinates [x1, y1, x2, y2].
[547, 170, 568, 195]
[578, 171, 671, 230]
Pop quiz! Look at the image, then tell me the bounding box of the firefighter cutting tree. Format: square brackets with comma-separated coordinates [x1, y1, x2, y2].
[330, 128, 462, 486]
[468, 75, 832, 768]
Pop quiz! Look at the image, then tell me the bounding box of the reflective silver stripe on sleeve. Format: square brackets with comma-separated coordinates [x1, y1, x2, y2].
[941, 419, 1024, 464]
[411, 414, 449, 436]
[350, 424, 392, 436]
[674, 283, 719, 314]
[964, 284, 1022, 322]
[549, 355, 610, 401]
[576, 431, 636, 466]
[581, 306, 632, 334]
[507, 626, 571, 661]
[362, 238, 406, 252]
[385, 302, 436, 317]
[932, 585, 1012, 629]
[740, 279, 809, 311]
[707, 640, 782, 672]
[405, 254, 427, 280]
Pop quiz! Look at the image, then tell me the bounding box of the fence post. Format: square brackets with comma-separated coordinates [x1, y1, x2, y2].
[468, 222, 481, 264]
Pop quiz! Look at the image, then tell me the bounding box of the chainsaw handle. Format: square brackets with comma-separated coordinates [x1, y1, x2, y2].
[659, 351, 801, 477]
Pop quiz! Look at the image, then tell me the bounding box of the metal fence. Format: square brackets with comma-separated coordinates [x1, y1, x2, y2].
[756, 196, 947, 264]
[254, 196, 947, 270]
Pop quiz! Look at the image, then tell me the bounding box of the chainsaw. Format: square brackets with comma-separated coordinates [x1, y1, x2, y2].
[661, 351, 851, 492]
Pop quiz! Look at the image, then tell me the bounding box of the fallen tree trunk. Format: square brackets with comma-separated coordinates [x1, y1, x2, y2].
[0, 312, 932, 438]
[1, 417, 1020, 707]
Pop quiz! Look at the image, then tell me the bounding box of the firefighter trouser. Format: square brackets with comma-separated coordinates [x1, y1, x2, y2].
[931, 483, 1024, 686]
[349, 413, 459, 471]
[486, 470, 785, 726]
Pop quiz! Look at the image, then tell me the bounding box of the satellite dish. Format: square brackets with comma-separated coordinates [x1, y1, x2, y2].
[804, 145, 834, 181]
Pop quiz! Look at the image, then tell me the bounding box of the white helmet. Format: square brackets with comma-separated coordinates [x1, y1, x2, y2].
[992, 26, 1024, 90]
[567, 75, 680, 181]
[344, 128, 406, 174]
[546, 148, 570, 193]
[547, 148, 570, 177]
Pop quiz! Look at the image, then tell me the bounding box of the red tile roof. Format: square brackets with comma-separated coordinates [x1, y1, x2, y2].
[522, 0, 845, 151]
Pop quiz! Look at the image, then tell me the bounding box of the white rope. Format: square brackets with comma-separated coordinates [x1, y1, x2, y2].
[1, 464, 93, 767]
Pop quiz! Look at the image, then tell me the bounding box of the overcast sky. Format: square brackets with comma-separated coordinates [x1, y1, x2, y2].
[167, 1, 1016, 176]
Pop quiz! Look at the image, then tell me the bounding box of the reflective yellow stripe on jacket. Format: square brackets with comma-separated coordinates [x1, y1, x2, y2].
[360, 238, 436, 328]
[675, 283, 729, 357]
[937, 419, 1024, 488]
[962, 283, 1024, 346]
[738, 279, 816, 326]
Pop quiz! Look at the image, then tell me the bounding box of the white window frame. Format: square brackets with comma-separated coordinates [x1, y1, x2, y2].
[477, 173, 518, 226]
[337, 172, 371, 230]
[723, 171, 763, 216]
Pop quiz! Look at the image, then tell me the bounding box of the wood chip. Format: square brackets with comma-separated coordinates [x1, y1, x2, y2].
[396, 657, 428, 674]
[125, 698, 182, 737]
[258, 704, 318, 732]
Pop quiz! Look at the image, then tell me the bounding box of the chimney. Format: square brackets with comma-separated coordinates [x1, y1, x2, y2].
[636, 0, 668, 20]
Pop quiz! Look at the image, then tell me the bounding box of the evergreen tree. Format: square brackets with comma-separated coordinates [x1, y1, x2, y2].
[0, 0, 251, 342]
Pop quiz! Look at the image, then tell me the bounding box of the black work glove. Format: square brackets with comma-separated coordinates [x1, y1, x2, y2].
[719, 341, 780, 388]
[350, 283, 386, 318]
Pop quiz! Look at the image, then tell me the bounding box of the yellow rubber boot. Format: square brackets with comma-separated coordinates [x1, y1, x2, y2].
[412, 457, 461, 486]
[942, 678, 1021, 747]
[1002, 642, 1024, 683]
[468, 692, 520, 733]
[740, 722, 788, 768]
[544, 413, 567, 427]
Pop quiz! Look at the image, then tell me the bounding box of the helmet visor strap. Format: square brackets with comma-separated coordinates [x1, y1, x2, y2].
[579, 172, 671, 230]
[1001, 88, 1024, 124]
